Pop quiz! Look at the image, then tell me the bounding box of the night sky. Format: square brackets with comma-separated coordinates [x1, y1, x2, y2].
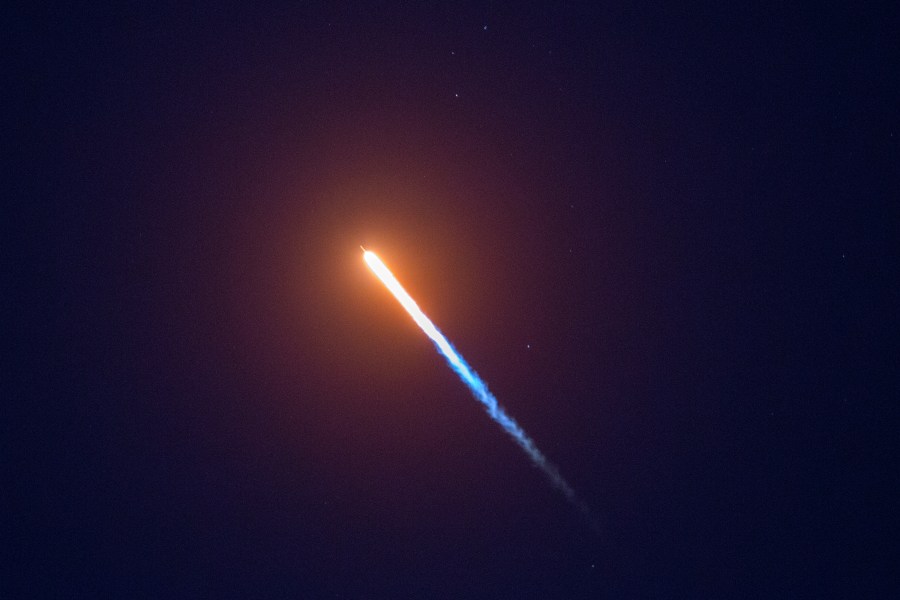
[9, 3, 898, 597]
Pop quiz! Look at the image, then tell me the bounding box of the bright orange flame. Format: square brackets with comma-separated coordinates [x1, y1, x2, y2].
[363, 250, 462, 369]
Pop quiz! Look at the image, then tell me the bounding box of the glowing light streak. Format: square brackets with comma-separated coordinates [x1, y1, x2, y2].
[363, 249, 597, 530]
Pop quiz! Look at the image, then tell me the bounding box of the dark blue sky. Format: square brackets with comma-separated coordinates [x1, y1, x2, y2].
[8, 2, 897, 597]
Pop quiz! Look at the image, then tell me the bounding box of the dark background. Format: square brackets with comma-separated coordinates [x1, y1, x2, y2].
[7, 2, 897, 597]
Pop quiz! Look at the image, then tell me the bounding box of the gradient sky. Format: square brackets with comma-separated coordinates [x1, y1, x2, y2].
[9, 3, 897, 597]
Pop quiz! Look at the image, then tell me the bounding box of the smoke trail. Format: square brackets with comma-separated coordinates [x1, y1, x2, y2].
[363, 250, 598, 530]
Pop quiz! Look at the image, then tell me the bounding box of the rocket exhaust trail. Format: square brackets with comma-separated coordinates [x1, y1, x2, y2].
[363, 250, 598, 530]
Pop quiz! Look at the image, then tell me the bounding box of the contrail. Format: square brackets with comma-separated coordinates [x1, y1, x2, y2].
[363, 249, 598, 530]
